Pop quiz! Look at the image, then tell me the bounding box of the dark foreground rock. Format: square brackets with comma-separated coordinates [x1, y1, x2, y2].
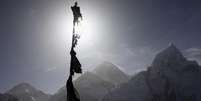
[0, 93, 19, 101]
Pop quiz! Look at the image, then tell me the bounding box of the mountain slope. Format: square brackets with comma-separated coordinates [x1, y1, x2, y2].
[74, 72, 114, 101]
[93, 61, 129, 85]
[7, 83, 50, 101]
[50, 72, 114, 101]
[102, 71, 152, 101]
[102, 44, 201, 101]
[49, 87, 66, 101]
[0, 93, 19, 101]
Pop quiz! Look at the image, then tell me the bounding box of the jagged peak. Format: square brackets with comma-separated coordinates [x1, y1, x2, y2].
[152, 44, 186, 67]
[167, 43, 179, 52]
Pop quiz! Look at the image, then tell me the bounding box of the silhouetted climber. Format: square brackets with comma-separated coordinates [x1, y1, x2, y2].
[71, 2, 82, 26]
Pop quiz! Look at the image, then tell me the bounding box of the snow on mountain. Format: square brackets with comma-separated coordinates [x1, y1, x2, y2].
[93, 61, 129, 85]
[50, 71, 114, 101]
[49, 86, 66, 101]
[7, 83, 50, 101]
[102, 44, 201, 101]
[101, 71, 152, 101]
[50, 61, 129, 101]
[74, 72, 114, 101]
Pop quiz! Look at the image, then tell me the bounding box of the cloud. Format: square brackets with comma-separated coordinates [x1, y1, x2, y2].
[45, 66, 58, 72]
[183, 48, 201, 65]
[96, 44, 155, 74]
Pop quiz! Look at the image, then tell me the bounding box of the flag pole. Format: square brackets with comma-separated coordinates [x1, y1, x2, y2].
[66, 1, 83, 101]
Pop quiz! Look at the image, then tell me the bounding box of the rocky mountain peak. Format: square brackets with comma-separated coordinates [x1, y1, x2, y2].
[94, 61, 120, 72]
[8, 83, 37, 94]
[152, 43, 186, 68]
[93, 61, 129, 85]
[7, 83, 50, 101]
[101, 44, 201, 101]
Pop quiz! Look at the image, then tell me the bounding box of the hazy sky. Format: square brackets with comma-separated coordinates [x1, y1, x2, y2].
[1, 0, 201, 94]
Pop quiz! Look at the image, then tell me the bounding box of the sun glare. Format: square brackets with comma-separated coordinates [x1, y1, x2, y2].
[78, 18, 94, 43]
[56, 7, 100, 50]
[69, 16, 97, 48]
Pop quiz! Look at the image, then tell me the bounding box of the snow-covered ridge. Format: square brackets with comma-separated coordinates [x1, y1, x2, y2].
[102, 44, 201, 101]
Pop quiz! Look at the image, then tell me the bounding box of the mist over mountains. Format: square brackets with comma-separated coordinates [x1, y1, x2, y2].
[49, 62, 129, 101]
[102, 44, 201, 101]
[1, 61, 129, 101]
[7, 83, 50, 101]
[1, 44, 201, 101]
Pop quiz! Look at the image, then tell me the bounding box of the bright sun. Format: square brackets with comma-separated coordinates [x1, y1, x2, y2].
[77, 18, 94, 44]
[55, 6, 100, 50]
[67, 15, 97, 48]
